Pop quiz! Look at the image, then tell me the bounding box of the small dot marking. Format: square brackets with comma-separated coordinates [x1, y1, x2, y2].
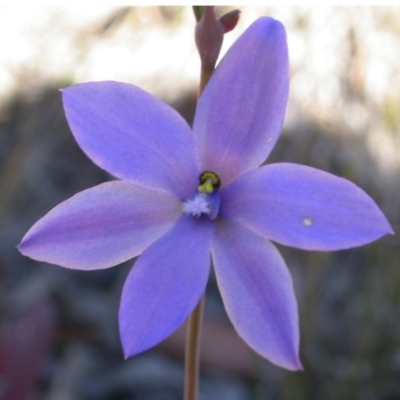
[303, 217, 313, 226]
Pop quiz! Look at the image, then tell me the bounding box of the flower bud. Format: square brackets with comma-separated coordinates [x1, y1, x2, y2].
[195, 6, 224, 71]
[219, 9, 240, 33]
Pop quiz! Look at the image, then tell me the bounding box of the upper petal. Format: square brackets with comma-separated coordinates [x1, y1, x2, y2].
[212, 220, 301, 370]
[221, 163, 393, 250]
[119, 215, 214, 357]
[62, 81, 200, 199]
[193, 17, 289, 187]
[18, 181, 181, 270]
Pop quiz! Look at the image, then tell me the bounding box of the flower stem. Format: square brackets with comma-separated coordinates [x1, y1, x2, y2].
[184, 294, 205, 400]
[183, 65, 213, 400]
[199, 67, 213, 94]
[184, 10, 219, 400]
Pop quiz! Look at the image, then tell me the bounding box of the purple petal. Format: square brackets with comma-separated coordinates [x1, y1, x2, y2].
[18, 182, 181, 270]
[62, 81, 200, 199]
[193, 17, 288, 187]
[221, 163, 393, 250]
[211, 221, 301, 370]
[119, 215, 214, 357]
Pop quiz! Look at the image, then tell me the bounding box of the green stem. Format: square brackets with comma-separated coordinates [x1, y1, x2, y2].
[184, 294, 205, 400]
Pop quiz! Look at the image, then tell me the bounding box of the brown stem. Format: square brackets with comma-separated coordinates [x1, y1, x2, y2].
[183, 294, 205, 400]
[199, 67, 213, 95]
[184, 11, 219, 399]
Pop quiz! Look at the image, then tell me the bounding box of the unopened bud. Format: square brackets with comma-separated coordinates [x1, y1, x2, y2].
[195, 6, 224, 71]
[219, 9, 240, 33]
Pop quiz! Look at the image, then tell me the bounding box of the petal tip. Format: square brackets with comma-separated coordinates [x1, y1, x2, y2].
[254, 16, 286, 36]
[121, 340, 137, 360]
[385, 220, 395, 236]
[287, 357, 304, 372]
[120, 331, 136, 360]
[16, 236, 31, 257]
[16, 242, 23, 253]
[372, 213, 394, 241]
[122, 346, 133, 360]
[273, 349, 303, 371]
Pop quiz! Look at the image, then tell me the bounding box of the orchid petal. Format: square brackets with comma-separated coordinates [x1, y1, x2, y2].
[221, 163, 393, 250]
[119, 216, 214, 357]
[212, 221, 301, 370]
[193, 17, 288, 186]
[18, 182, 181, 270]
[62, 81, 200, 199]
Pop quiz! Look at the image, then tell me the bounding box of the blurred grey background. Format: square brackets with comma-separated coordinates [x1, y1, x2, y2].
[0, 6, 399, 400]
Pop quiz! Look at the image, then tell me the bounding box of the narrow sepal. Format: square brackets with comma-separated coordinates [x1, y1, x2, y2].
[193, 17, 289, 186]
[62, 81, 200, 199]
[212, 221, 302, 370]
[221, 163, 393, 250]
[18, 182, 181, 270]
[119, 216, 214, 358]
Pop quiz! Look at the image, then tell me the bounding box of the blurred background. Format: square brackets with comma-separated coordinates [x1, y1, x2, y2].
[0, 6, 399, 400]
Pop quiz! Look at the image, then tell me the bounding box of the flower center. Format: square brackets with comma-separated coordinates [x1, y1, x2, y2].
[198, 171, 220, 193]
[182, 171, 221, 220]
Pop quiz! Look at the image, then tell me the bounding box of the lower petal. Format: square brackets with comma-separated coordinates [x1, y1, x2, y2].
[119, 215, 214, 358]
[221, 163, 393, 250]
[18, 181, 181, 270]
[212, 220, 301, 371]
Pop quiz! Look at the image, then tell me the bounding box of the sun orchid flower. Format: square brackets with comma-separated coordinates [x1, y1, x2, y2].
[18, 17, 392, 371]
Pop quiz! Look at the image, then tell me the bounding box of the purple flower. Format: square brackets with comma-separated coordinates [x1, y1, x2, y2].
[18, 17, 392, 370]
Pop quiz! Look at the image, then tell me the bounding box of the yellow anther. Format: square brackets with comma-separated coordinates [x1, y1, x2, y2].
[198, 171, 221, 194]
[199, 181, 214, 193]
